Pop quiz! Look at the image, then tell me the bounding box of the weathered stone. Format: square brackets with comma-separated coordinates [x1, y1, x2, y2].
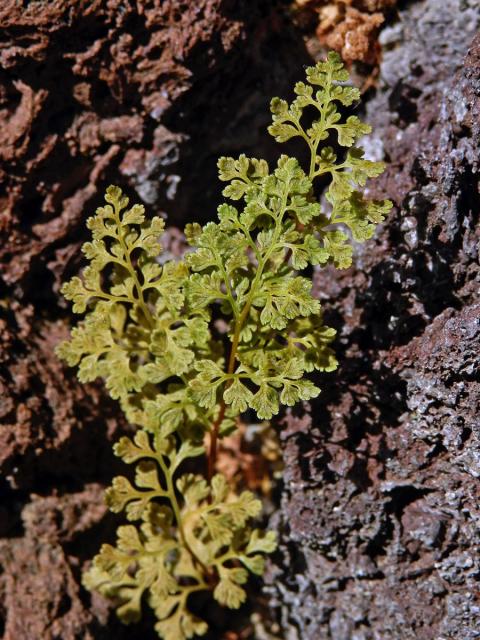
[1, 0, 479, 638]
[267, 2, 480, 638]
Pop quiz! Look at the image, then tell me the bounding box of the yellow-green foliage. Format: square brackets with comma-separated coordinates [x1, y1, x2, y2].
[57, 53, 391, 639]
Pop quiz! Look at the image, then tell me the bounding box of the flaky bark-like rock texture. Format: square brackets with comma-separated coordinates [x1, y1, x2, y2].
[0, 2, 308, 638]
[1, 0, 479, 639]
[267, 2, 480, 639]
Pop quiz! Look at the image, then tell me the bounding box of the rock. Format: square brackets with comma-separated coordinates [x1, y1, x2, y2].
[268, 2, 480, 638]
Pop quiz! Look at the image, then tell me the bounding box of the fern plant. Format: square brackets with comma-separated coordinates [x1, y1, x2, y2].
[57, 52, 391, 639]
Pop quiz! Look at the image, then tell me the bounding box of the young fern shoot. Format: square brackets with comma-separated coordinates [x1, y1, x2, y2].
[57, 52, 391, 640]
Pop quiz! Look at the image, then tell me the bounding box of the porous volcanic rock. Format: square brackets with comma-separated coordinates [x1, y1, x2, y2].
[267, 2, 480, 639]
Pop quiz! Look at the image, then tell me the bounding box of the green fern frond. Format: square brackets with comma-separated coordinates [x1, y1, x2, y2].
[58, 52, 391, 639]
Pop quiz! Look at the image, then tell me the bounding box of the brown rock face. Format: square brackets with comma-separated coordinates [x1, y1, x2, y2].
[0, 0, 306, 291]
[1, 0, 479, 639]
[0, 1, 309, 638]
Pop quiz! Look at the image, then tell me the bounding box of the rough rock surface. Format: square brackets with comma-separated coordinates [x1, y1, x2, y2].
[0, 2, 309, 638]
[267, 2, 480, 639]
[291, 0, 397, 64]
[1, 0, 479, 639]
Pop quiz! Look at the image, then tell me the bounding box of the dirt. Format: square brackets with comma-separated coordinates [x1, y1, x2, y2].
[0, 0, 479, 639]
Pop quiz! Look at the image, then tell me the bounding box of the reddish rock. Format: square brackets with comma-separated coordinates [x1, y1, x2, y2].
[0, 1, 308, 638]
[1, 0, 479, 638]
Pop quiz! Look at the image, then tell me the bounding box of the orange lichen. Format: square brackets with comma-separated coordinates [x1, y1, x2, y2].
[292, 0, 397, 65]
[317, 5, 384, 64]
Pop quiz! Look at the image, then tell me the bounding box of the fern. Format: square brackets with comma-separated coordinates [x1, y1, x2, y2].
[57, 52, 391, 638]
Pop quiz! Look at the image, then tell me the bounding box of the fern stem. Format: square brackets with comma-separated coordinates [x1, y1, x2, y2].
[207, 401, 226, 482]
[157, 454, 211, 577]
[112, 204, 155, 328]
[207, 191, 289, 480]
[207, 285, 249, 482]
[309, 136, 321, 180]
